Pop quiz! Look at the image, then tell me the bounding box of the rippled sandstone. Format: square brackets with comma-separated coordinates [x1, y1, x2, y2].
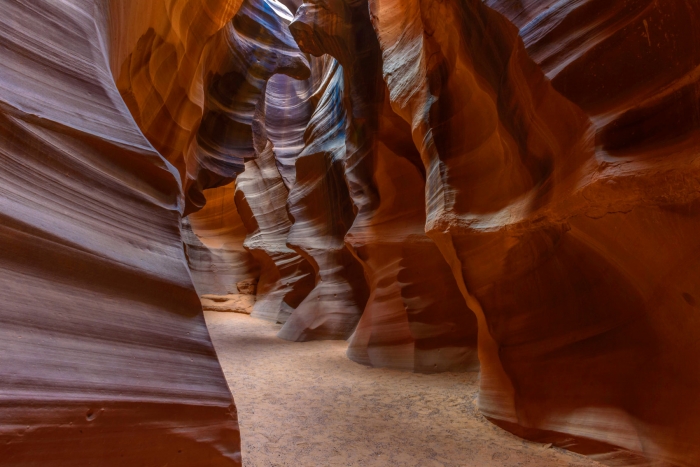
[1, 0, 243, 465]
[369, 0, 700, 465]
[3, 0, 700, 466]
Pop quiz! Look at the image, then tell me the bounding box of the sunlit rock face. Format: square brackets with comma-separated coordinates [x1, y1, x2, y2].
[0, 0, 242, 465]
[117, 0, 320, 326]
[278, 56, 370, 341]
[181, 0, 310, 214]
[111, 0, 244, 183]
[286, 0, 480, 365]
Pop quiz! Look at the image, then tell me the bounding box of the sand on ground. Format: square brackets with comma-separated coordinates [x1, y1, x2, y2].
[205, 311, 603, 467]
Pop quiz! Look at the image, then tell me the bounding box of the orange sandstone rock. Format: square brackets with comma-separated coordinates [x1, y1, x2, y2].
[5, 0, 700, 465]
[184, 184, 259, 296]
[279, 56, 370, 341]
[370, 0, 700, 464]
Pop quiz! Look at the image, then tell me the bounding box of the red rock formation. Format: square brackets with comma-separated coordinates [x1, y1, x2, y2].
[181, 0, 310, 214]
[117, 0, 318, 328]
[111, 0, 244, 177]
[115, 0, 309, 214]
[183, 185, 259, 296]
[263, 63, 317, 189]
[5, 0, 700, 465]
[345, 89, 480, 372]
[235, 136, 315, 324]
[369, 0, 700, 464]
[279, 56, 370, 341]
[0, 0, 241, 464]
[287, 0, 479, 366]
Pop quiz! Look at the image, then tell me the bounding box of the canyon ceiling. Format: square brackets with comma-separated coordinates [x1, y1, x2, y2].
[1, 0, 700, 466]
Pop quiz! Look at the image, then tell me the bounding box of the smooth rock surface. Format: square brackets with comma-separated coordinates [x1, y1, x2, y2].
[235, 140, 315, 323]
[279, 56, 370, 342]
[184, 184, 260, 296]
[5, 0, 700, 465]
[369, 0, 700, 464]
[0, 0, 242, 464]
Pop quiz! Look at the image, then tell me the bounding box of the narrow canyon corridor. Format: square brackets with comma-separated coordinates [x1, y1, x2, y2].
[3, 0, 700, 465]
[206, 312, 602, 467]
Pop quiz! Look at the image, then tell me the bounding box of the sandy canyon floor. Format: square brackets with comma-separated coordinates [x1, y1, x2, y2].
[205, 312, 603, 467]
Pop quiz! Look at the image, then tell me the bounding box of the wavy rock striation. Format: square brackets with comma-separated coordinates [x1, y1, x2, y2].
[370, 0, 700, 464]
[286, 0, 479, 367]
[115, 0, 309, 214]
[278, 56, 370, 341]
[263, 70, 316, 189]
[4, 0, 700, 465]
[183, 185, 259, 296]
[182, 0, 310, 214]
[0, 0, 241, 465]
[111, 0, 244, 180]
[119, 0, 318, 327]
[234, 121, 315, 323]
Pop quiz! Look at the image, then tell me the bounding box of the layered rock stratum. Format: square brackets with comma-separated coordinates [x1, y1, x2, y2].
[2, 0, 700, 465]
[0, 0, 243, 465]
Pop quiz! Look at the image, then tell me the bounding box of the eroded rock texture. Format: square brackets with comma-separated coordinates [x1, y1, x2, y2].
[5, 0, 700, 465]
[369, 0, 700, 465]
[286, 0, 479, 366]
[183, 184, 260, 305]
[278, 56, 370, 341]
[116, 0, 309, 214]
[182, 0, 310, 214]
[0, 0, 241, 465]
[111, 0, 244, 179]
[235, 136, 315, 323]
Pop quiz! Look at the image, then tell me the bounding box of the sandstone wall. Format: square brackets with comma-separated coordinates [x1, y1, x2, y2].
[0, 0, 243, 464]
[4, 0, 700, 465]
[369, 0, 700, 464]
[183, 184, 259, 297]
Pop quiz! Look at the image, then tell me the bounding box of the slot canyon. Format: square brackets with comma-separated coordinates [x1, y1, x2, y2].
[1, 0, 700, 465]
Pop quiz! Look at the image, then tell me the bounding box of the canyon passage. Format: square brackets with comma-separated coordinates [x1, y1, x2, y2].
[1, 0, 700, 466]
